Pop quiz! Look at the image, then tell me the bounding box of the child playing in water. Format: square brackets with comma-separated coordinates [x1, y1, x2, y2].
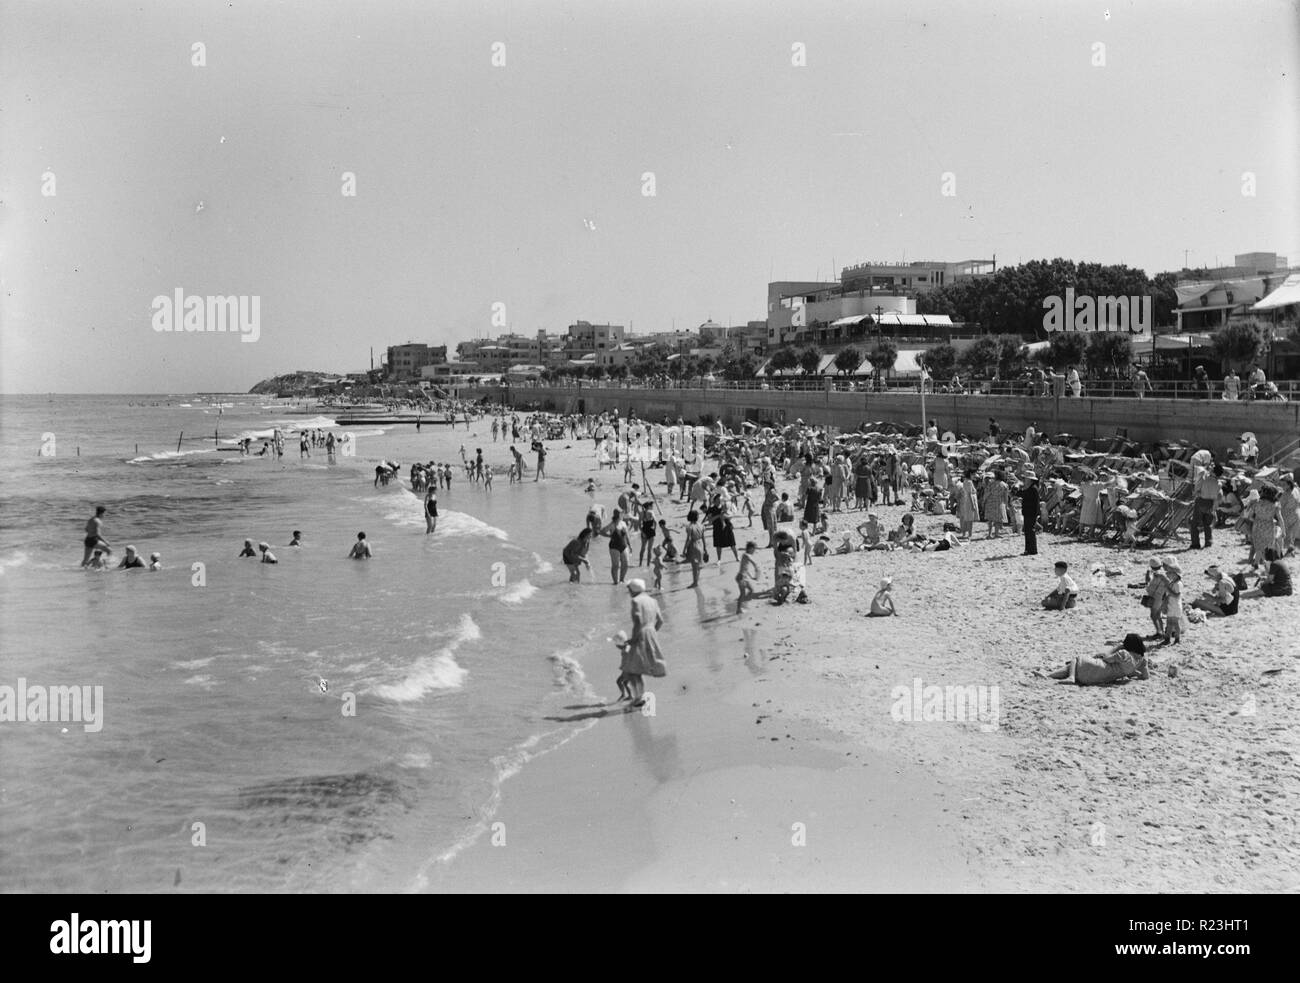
[612, 631, 633, 702]
[868, 578, 896, 616]
[259, 542, 278, 564]
[658, 520, 678, 561]
[87, 549, 109, 571]
[735, 541, 759, 614]
[652, 544, 665, 591]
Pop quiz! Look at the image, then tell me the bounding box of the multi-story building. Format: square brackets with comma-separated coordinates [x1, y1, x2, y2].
[1173, 260, 1298, 332]
[838, 258, 995, 294]
[562, 321, 625, 360]
[385, 343, 448, 381]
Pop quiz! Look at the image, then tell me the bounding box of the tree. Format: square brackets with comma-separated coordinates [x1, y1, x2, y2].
[834, 346, 864, 375]
[722, 353, 757, 381]
[798, 345, 824, 377]
[1085, 333, 1132, 375]
[920, 343, 958, 380]
[1210, 320, 1267, 370]
[869, 339, 898, 386]
[768, 347, 798, 376]
[960, 336, 999, 376]
[1041, 332, 1087, 371]
[584, 363, 605, 380]
[608, 363, 629, 381]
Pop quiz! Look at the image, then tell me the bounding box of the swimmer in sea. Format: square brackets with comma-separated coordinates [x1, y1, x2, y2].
[81, 506, 111, 566]
[258, 542, 278, 564]
[238, 539, 257, 558]
[290, 531, 302, 547]
[117, 545, 146, 570]
[424, 487, 439, 534]
[87, 549, 109, 571]
[348, 532, 372, 559]
[148, 552, 162, 571]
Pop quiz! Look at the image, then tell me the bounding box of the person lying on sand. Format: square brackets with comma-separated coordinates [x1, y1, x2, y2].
[1043, 632, 1148, 684]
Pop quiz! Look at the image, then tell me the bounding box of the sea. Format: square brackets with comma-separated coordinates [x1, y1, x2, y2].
[0, 394, 639, 892]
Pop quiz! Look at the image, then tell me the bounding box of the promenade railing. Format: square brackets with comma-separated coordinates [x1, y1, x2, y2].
[500, 378, 1298, 402]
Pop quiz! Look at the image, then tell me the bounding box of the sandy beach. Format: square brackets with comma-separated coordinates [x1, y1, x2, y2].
[430, 436, 1299, 893]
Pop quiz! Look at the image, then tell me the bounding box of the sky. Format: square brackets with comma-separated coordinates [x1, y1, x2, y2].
[1, 0, 1296, 393]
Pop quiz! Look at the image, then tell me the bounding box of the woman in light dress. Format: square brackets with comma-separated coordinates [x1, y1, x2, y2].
[622, 579, 666, 707]
[955, 470, 980, 540]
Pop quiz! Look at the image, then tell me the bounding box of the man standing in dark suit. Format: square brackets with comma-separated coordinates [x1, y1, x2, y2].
[1020, 473, 1040, 556]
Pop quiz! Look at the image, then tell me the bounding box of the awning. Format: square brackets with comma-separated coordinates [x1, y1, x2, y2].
[831, 314, 870, 326]
[1154, 332, 1214, 350]
[1254, 273, 1300, 311]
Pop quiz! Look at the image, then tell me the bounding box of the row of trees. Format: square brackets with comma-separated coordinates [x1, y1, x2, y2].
[914, 258, 1180, 334]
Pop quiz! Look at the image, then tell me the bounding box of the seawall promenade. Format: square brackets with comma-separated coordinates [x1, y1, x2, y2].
[488, 385, 1300, 461]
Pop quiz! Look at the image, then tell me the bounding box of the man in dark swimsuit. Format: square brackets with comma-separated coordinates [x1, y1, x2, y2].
[1021, 475, 1040, 556]
[81, 506, 111, 566]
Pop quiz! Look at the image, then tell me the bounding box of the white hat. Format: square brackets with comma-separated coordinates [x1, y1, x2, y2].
[627, 579, 646, 595]
[611, 630, 629, 645]
[879, 577, 892, 590]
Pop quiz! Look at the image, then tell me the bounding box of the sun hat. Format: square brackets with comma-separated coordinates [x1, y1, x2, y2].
[258, 542, 270, 550]
[1162, 557, 1182, 573]
[627, 578, 646, 595]
[1148, 558, 1162, 569]
[611, 630, 629, 646]
[879, 577, 892, 590]
[1205, 565, 1222, 579]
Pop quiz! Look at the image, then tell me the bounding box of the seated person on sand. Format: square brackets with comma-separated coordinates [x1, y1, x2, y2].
[1044, 632, 1149, 684]
[1041, 560, 1079, 609]
[812, 535, 831, 557]
[1215, 479, 1244, 527]
[834, 532, 854, 555]
[1241, 548, 1292, 599]
[856, 514, 883, 549]
[867, 578, 896, 616]
[1190, 565, 1238, 617]
[772, 543, 808, 605]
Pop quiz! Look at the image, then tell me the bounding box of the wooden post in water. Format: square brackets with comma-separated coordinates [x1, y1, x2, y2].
[177, 432, 184, 453]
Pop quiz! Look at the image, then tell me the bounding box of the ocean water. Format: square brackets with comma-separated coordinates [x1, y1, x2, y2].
[0, 395, 634, 892]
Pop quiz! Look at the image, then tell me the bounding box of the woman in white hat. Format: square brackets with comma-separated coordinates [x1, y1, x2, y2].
[622, 579, 666, 707]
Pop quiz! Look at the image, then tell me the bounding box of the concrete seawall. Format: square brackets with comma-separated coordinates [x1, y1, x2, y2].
[487, 385, 1300, 460]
